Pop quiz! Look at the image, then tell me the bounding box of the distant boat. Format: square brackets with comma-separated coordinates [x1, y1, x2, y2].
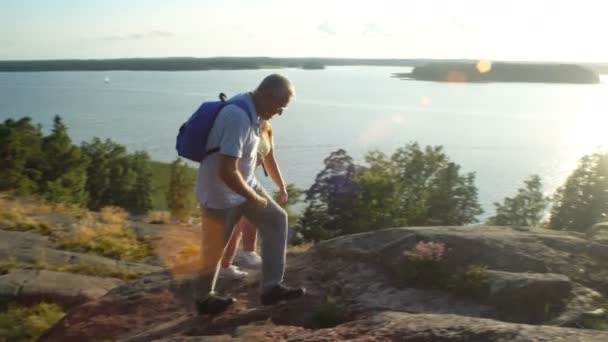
[104, 77, 110, 84]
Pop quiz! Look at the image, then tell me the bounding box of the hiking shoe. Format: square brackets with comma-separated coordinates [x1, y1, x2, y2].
[220, 265, 249, 280]
[196, 294, 236, 315]
[260, 284, 306, 306]
[236, 251, 262, 268]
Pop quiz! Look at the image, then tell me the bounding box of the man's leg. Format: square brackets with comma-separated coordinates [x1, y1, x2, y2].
[196, 206, 243, 314]
[242, 185, 305, 305]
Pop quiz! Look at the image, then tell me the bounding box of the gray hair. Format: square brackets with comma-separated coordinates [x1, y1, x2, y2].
[256, 74, 295, 99]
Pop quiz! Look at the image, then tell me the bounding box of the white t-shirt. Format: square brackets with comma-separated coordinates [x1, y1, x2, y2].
[195, 93, 261, 209]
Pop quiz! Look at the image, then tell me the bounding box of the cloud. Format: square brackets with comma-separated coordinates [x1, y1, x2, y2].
[448, 16, 467, 32]
[101, 31, 174, 41]
[230, 26, 254, 39]
[362, 23, 390, 37]
[317, 22, 336, 35]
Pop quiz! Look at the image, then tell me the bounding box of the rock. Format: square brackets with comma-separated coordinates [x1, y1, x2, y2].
[289, 311, 608, 341]
[41, 226, 608, 341]
[0, 229, 162, 275]
[550, 284, 604, 327]
[0, 269, 122, 306]
[588, 242, 608, 259]
[317, 226, 597, 287]
[484, 271, 572, 323]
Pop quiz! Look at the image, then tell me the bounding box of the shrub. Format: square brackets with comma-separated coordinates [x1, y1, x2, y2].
[401, 241, 447, 288]
[450, 264, 490, 299]
[100, 206, 128, 225]
[0, 303, 65, 341]
[312, 296, 344, 328]
[145, 210, 171, 224]
[0, 199, 54, 236]
[56, 213, 152, 261]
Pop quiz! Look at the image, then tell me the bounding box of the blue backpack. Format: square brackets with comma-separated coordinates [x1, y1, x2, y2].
[176, 93, 252, 162]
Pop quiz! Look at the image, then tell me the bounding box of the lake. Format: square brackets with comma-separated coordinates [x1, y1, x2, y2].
[1, 67, 607, 219]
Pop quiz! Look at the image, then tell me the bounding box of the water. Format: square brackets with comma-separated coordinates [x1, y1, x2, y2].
[1, 67, 607, 219]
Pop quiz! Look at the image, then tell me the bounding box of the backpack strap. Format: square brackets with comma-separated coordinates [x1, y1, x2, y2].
[227, 99, 254, 125]
[205, 98, 255, 156]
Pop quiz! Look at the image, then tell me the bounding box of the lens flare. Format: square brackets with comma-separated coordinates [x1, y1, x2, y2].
[476, 60, 492, 74]
[420, 96, 432, 107]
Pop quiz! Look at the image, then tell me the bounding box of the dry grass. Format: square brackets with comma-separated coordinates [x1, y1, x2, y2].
[100, 206, 128, 225]
[0, 193, 87, 218]
[0, 198, 54, 236]
[288, 241, 315, 254]
[55, 211, 153, 261]
[145, 210, 172, 224]
[0, 302, 65, 342]
[0, 258, 143, 280]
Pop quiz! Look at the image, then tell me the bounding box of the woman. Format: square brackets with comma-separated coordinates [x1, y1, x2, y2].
[219, 119, 288, 279]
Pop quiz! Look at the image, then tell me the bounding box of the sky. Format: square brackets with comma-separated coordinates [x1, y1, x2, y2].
[1, 0, 607, 62]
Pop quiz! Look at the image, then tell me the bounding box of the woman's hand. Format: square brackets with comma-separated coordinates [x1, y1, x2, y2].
[278, 187, 288, 205]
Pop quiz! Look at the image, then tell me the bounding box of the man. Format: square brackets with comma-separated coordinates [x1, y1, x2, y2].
[195, 74, 305, 315]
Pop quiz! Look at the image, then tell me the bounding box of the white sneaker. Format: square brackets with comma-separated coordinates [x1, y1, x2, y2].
[219, 265, 248, 280]
[237, 251, 262, 268]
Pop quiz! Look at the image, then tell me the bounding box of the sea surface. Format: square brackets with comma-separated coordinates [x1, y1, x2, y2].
[1, 67, 607, 219]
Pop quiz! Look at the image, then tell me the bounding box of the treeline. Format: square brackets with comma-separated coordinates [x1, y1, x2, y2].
[1, 57, 606, 74]
[3, 116, 606, 238]
[298, 146, 483, 241]
[0, 57, 428, 72]
[297, 146, 608, 242]
[0, 116, 196, 215]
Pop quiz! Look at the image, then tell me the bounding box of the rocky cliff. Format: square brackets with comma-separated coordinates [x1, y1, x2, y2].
[41, 225, 608, 341]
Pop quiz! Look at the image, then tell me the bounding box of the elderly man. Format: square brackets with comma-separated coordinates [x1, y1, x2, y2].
[195, 74, 305, 315]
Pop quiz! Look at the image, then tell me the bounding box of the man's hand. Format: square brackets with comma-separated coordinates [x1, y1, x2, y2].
[251, 194, 268, 208]
[220, 155, 267, 208]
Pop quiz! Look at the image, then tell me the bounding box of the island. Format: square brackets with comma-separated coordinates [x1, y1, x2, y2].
[393, 61, 600, 84]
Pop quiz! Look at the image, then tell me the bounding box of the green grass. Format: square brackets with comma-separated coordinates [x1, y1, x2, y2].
[0, 259, 143, 281]
[0, 303, 65, 341]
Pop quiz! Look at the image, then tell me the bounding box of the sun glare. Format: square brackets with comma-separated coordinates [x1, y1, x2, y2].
[476, 60, 492, 73]
[568, 84, 608, 149]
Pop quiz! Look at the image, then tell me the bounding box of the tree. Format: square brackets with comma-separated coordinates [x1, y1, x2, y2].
[349, 150, 403, 233]
[81, 138, 126, 210]
[127, 151, 153, 214]
[82, 137, 155, 213]
[166, 158, 195, 221]
[549, 153, 608, 231]
[0, 117, 44, 194]
[39, 116, 88, 206]
[486, 175, 549, 226]
[354, 143, 482, 229]
[300, 144, 483, 242]
[300, 149, 357, 241]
